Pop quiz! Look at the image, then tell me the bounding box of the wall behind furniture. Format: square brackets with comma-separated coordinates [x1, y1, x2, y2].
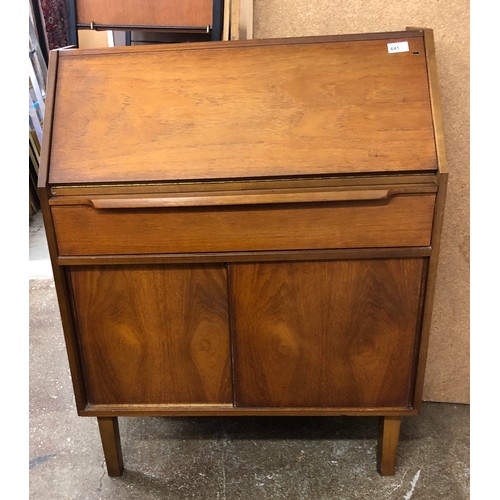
[253, 0, 470, 404]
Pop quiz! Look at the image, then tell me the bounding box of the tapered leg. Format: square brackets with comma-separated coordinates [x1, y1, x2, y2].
[97, 417, 124, 477]
[377, 416, 401, 476]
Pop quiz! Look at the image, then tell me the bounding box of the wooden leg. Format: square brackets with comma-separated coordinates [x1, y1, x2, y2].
[377, 416, 401, 476]
[97, 417, 124, 477]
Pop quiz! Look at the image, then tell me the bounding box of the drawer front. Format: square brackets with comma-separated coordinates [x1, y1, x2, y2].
[52, 194, 436, 256]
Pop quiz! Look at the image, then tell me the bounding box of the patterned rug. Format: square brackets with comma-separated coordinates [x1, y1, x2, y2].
[39, 0, 69, 49]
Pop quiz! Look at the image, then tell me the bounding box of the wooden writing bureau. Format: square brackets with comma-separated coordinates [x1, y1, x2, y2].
[39, 28, 447, 477]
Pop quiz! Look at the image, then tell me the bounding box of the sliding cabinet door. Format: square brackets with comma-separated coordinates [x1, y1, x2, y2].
[68, 264, 232, 406]
[230, 259, 426, 408]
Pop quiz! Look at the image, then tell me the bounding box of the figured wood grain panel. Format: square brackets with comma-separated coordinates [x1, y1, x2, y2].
[49, 36, 436, 184]
[51, 194, 435, 256]
[76, 0, 213, 28]
[231, 259, 425, 408]
[68, 265, 232, 405]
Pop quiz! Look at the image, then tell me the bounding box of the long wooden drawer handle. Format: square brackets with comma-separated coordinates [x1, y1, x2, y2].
[88, 189, 391, 209]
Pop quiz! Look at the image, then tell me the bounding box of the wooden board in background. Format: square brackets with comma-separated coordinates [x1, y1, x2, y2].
[76, 0, 213, 28]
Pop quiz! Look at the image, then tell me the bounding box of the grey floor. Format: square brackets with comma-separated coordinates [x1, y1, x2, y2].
[29, 211, 470, 499]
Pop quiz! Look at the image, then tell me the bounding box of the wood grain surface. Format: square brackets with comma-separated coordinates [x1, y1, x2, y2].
[49, 35, 436, 184]
[68, 264, 232, 405]
[51, 194, 435, 256]
[76, 0, 213, 28]
[231, 259, 425, 408]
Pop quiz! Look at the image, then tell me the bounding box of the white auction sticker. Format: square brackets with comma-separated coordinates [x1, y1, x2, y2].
[387, 41, 409, 53]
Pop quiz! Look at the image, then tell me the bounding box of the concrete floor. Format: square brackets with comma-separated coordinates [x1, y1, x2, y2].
[29, 212, 470, 499]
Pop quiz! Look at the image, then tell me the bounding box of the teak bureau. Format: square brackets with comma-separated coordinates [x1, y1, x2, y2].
[39, 28, 448, 476]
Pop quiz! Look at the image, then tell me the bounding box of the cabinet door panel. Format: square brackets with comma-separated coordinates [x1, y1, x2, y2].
[68, 265, 232, 405]
[231, 259, 425, 408]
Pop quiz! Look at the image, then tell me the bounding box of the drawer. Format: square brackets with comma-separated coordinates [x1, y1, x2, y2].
[51, 189, 436, 256]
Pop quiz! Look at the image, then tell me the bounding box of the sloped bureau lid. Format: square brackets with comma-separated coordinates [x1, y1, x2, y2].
[47, 32, 437, 185]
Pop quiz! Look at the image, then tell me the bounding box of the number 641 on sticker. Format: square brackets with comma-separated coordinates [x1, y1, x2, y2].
[387, 41, 409, 53]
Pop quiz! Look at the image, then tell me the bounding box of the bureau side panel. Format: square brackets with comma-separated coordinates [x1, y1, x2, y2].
[231, 259, 426, 408]
[67, 264, 233, 405]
